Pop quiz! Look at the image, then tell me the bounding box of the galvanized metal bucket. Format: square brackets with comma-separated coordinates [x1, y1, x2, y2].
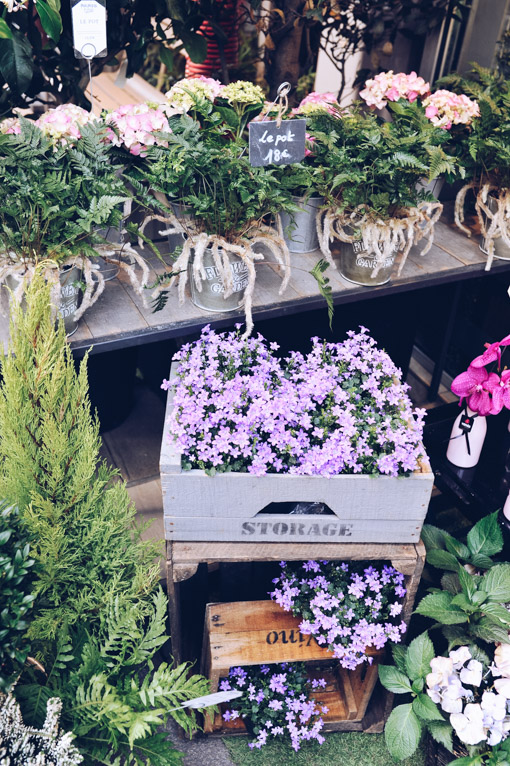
[480, 194, 510, 260]
[93, 254, 120, 282]
[280, 195, 324, 253]
[5, 264, 83, 336]
[188, 248, 249, 312]
[417, 176, 445, 200]
[58, 265, 83, 336]
[338, 238, 396, 286]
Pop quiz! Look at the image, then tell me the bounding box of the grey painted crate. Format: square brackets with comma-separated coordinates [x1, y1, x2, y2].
[160, 365, 434, 543]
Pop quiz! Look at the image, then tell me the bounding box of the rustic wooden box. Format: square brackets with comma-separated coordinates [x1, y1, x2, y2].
[201, 600, 384, 734]
[160, 365, 434, 543]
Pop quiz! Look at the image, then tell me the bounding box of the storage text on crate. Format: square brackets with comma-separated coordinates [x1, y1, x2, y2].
[249, 118, 306, 167]
[241, 519, 353, 537]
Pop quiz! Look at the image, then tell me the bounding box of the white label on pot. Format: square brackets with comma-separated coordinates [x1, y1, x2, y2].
[72, 0, 107, 59]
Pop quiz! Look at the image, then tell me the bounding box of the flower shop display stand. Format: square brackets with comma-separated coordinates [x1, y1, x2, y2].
[165, 539, 425, 685]
[160, 366, 434, 544]
[200, 600, 385, 734]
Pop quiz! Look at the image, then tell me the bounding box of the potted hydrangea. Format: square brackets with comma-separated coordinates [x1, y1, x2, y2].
[312, 71, 464, 286]
[128, 80, 295, 335]
[438, 64, 510, 269]
[0, 108, 144, 334]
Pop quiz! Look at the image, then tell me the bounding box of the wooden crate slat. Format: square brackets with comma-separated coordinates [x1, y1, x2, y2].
[164, 515, 423, 543]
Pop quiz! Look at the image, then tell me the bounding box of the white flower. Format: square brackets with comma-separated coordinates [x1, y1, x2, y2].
[481, 691, 508, 722]
[495, 644, 510, 678]
[450, 703, 487, 745]
[460, 660, 483, 687]
[440, 677, 471, 713]
[494, 678, 510, 698]
[450, 646, 471, 669]
[426, 656, 453, 688]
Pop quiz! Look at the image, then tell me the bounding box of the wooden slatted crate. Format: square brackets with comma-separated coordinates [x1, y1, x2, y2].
[160, 365, 434, 543]
[201, 600, 384, 734]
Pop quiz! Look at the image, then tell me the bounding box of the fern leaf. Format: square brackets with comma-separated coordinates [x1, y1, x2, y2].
[310, 259, 334, 329]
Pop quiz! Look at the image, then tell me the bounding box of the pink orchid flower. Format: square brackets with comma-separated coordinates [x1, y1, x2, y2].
[471, 334, 510, 369]
[451, 365, 500, 415]
[491, 369, 510, 414]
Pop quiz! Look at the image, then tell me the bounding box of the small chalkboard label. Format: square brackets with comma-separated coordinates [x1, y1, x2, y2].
[249, 118, 306, 167]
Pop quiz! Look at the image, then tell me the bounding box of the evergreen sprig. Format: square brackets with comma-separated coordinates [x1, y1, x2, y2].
[0, 274, 211, 763]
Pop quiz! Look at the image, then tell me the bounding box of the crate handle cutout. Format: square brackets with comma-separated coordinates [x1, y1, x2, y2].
[256, 501, 335, 515]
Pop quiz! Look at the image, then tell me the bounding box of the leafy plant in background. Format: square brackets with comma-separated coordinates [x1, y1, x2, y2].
[380, 637, 510, 762]
[0, 274, 211, 765]
[0, 501, 35, 692]
[416, 512, 510, 649]
[220, 663, 329, 751]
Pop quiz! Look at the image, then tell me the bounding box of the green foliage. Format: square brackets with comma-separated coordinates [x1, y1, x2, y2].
[436, 65, 510, 187]
[304, 102, 460, 220]
[0, 120, 128, 265]
[0, 275, 210, 763]
[0, 501, 35, 691]
[416, 513, 510, 651]
[309, 259, 334, 328]
[128, 101, 296, 242]
[379, 632, 448, 761]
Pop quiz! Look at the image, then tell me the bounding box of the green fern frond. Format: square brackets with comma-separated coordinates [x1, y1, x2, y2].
[310, 259, 334, 329]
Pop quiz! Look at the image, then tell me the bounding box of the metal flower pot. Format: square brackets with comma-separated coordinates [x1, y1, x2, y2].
[417, 176, 445, 200]
[280, 195, 324, 253]
[480, 194, 510, 260]
[5, 264, 83, 336]
[338, 238, 396, 287]
[188, 248, 249, 313]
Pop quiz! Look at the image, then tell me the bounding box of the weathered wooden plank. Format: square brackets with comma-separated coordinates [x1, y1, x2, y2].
[165, 515, 423, 543]
[81, 275, 148, 337]
[434, 221, 487, 266]
[407, 242, 467, 274]
[170, 540, 421, 566]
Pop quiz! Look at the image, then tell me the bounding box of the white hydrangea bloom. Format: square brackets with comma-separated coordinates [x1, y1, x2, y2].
[450, 703, 487, 745]
[460, 660, 483, 687]
[450, 646, 471, 669]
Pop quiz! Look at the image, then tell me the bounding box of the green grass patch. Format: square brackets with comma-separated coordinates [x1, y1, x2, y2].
[223, 731, 426, 766]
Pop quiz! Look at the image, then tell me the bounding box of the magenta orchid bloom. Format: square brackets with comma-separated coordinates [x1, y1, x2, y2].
[471, 334, 510, 369]
[491, 369, 510, 414]
[451, 365, 501, 415]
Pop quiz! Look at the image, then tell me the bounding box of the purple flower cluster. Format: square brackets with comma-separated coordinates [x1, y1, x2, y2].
[164, 325, 425, 477]
[270, 560, 407, 669]
[221, 663, 328, 751]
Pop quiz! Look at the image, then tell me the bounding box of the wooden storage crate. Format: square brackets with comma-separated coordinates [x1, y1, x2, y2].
[160, 365, 434, 543]
[201, 600, 385, 734]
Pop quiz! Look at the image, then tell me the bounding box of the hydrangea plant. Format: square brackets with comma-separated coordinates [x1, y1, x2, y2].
[219, 663, 328, 752]
[165, 325, 425, 477]
[270, 560, 407, 669]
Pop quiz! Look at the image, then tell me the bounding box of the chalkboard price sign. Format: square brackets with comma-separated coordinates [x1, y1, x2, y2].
[248, 118, 306, 167]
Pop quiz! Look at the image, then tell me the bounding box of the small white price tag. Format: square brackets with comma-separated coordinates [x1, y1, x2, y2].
[71, 0, 107, 59]
[181, 690, 243, 709]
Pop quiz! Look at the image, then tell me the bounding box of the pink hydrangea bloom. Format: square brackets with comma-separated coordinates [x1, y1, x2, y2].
[0, 117, 21, 135]
[105, 103, 170, 156]
[360, 71, 430, 109]
[293, 92, 340, 117]
[35, 104, 97, 145]
[422, 89, 480, 129]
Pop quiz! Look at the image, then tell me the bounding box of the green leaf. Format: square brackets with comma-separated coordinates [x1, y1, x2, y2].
[426, 549, 460, 572]
[310, 259, 334, 329]
[0, 32, 34, 95]
[392, 643, 407, 674]
[441, 572, 461, 595]
[421, 524, 446, 551]
[471, 590, 487, 606]
[384, 704, 422, 760]
[159, 46, 174, 71]
[428, 720, 453, 752]
[412, 693, 444, 722]
[415, 592, 469, 625]
[180, 31, 207, 63]
[0, 20, 12, 40]
[36, 0, 62, 42]
[482, 602, 510, 625]
[482, 564, 510, 602]
[411, 678, 424, 694]
[470, 553, 495, 570]
[448, 757, 483, 766]
[470, 617, 510, 643]
[457, 565, 476, 599]
[467, 511, 503, 557]
[405, 632, 435, 681]
[378, 665, 412, 694]
[444, 535, 470, 561]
